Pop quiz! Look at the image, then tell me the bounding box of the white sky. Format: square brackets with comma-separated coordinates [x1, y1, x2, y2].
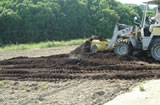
[116, 0, 147, 4]
[116, 0, 157, 8]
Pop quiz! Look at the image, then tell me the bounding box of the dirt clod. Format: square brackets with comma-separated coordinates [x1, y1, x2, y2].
[92, 91, 105, 99]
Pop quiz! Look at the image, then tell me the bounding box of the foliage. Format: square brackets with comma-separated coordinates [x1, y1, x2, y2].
[0, 82, 4, 86]
[43, 85, 48, 89]
[139, 84, 145, 92]
[0, 0, 144, 45]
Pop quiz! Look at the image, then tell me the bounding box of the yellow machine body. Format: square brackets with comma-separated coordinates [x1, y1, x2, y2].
[152, 28, 160, 34]
[91, 39, 113, 52]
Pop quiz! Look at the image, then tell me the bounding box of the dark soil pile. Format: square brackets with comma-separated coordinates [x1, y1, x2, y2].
[70, 36, 107, 55]
[70, 40, 91, 55]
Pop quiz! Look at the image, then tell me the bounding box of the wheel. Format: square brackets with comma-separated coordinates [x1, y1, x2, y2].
[90, 45, 98, 54]
[114, 41, 133, 55]
[151, 41, 160, 61]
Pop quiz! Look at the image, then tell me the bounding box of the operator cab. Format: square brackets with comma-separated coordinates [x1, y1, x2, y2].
[134, 0, 160, 37]
[142, 1, 160, 37]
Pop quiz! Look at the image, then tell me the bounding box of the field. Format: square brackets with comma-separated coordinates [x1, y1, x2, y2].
[0, 39, 86, 52]
[0, 42, 160, 105]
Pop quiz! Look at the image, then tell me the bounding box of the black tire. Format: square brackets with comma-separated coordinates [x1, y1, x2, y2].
[114, 41, 133, 55]
[151, 41, 160, 61]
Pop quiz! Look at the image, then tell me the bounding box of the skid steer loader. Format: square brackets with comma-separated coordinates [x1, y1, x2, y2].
[91, 0, 160, 61]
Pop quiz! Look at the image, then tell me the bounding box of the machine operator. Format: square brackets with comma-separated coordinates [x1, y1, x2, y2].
[149, 6, 160, 32]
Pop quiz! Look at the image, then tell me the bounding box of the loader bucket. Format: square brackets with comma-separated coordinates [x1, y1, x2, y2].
[90, 39, 113, 53]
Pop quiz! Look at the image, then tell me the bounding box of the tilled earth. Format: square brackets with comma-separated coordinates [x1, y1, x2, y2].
[1, 38, 160, 81]
[0, 52, 160, 81]
[0, 40, 160, 105]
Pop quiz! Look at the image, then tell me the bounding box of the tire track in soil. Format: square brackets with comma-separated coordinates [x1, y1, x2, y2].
[0, 52, 160, 81]
[1, 41, 159, 105]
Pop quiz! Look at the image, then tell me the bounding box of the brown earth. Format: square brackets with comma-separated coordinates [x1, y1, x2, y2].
[0, 40, 160, 105]
[0, 79, 138, 105]
[0, 39, 160, 81]
[0, 46, 78, 61]
[0, 52, 160, 82]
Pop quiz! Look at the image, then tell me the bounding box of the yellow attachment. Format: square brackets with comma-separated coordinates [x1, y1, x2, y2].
[91, 39, 113, 52]
[136, 30, 142, 38]
[152, 28, 160, 34]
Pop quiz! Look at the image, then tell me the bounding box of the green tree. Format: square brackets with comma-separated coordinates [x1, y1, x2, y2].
[0, 0, 143, 45]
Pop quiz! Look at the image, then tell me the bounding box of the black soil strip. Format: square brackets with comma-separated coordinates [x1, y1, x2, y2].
[0, 52, 160, 81]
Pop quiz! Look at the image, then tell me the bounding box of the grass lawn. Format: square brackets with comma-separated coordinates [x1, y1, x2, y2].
[0, 39, 86, 52]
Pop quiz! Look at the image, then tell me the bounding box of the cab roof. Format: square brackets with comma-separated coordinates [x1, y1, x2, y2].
[143, 0, 160, 5]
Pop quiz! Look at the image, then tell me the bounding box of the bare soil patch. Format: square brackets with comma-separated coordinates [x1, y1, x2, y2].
[1, 38, 159, 81]
[0, 80, 137, 105]
[0, 46, 78, 61]
[0, 41, 160, 105]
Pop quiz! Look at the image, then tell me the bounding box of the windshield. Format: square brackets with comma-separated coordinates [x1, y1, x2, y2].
[142, 4, 148, 28]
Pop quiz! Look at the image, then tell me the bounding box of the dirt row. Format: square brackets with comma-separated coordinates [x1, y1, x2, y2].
[0, 38, 160, 82]
[0, 41, 160, 105]
[0, 52, 160, 82]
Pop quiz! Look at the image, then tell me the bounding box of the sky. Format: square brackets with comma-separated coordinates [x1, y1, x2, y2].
[116, 0, 148, 5]
[116, 0, 157, 8]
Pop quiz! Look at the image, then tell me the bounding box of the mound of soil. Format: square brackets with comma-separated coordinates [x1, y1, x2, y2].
[70, 36, 107, 55]
[70, 40, 91, 55]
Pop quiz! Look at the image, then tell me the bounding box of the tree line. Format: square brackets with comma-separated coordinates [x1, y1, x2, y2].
[0, 0, 144, 45]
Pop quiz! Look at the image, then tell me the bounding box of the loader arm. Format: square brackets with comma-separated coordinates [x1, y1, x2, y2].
[105, 24, 134, 50]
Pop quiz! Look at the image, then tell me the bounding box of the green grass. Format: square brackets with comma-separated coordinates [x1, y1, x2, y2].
[43, 85, 49, 89]
[139, 85, 145, 92]
[0, 82, 4, 86]
[0, 39, 86, 52]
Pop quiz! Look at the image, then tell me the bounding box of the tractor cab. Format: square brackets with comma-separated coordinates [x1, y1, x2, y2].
[134, 0, 160, 36]
[133, 0, 160, 51]
[141, 0, 160, 37]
